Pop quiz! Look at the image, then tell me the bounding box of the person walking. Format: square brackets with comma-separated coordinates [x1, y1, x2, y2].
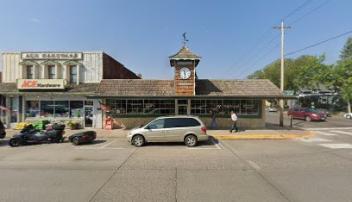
[210, 109, 217, 129]
[229, 110, 239, 133]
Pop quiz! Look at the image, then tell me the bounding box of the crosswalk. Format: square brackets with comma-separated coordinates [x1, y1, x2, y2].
[299, 128, 352, 149]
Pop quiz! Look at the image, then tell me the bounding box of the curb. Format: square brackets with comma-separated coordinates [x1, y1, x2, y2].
[211, 131, 315, 140]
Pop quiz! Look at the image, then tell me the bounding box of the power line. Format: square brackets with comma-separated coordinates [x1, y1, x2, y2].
[286, 29, 352, 56]
[228, 33, 279, 76]
[228, 0, 312, 78]
[283, 0, 313, 20]
[234, 1, 311, 77]
[289, 0, 331, 25]
[239, 0, 331, 78]
[237, 42, 280, 78]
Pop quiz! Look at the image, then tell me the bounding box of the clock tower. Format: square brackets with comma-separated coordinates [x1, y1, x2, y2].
[169, 45, 201, 96]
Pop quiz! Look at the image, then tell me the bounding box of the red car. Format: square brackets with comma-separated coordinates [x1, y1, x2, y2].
[288, 107, 327, 122]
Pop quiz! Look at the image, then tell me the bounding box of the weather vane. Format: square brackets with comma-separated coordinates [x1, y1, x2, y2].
[182, 32, 189, 46]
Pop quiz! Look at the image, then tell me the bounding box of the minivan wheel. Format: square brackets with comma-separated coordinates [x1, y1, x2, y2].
[132, 135, 145, 147]
[305, 116, 312, 122]
[184, 135, 197, 147]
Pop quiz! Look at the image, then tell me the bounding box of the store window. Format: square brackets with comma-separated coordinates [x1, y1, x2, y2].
[191, 100, 206, 115]
[54, 101, 69, 117]
[190, 99, 260, 116]
[241, 100, 260, 115]
[25, 101, 40, 117]
[223, 100, 240, 114]
[106, 99, 176, 117]
[144, 99, 175, 115]
[26, 65, 34, 79]
[191, 100, 223, 115]
[48, 65, 56, 79]
[70, 101, 83, 117]
[70, 65, 77, 84]
[106, 99, 126, 117]
[127, 100, 143, 114]
[41, 101, 54, 117]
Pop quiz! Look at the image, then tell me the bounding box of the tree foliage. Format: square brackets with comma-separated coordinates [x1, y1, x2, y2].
[340, 37, 352, 60]
[247, 55, 329, 92]
[247, 37, 352, 112]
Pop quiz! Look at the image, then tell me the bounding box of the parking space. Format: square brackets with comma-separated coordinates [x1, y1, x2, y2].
[73, 136, 223, 151]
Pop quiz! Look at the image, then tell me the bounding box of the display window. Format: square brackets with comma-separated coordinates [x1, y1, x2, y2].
[25, 101, 40, 117]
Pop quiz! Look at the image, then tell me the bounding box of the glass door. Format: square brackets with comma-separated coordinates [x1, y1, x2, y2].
[177, 99, 189, 115]
[84, 106, 93, 127]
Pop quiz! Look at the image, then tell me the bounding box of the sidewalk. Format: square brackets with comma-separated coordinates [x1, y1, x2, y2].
[4, 128, 314, 140]
[208, 129, 314, 140]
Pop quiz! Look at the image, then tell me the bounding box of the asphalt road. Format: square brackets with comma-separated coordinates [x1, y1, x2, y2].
[1, 127, 352, 202]
[265, 111, 352, 129]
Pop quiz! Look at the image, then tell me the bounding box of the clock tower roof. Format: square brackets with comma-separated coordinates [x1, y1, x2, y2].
[169, 46, 201, 60]
[169, 46, 201, 67]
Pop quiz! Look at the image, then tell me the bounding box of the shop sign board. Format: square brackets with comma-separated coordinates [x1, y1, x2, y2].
[17, 79, 66, 90]
[21, 52, 82, 60]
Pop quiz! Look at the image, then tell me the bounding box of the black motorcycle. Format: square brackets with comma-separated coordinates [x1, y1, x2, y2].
[9, 123, 66, 147]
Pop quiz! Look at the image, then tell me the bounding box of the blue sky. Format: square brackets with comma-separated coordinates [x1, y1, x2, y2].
[0, 0, 351, 79]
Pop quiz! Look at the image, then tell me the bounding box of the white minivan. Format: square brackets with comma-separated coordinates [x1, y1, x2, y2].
[127, 116, 208, 147]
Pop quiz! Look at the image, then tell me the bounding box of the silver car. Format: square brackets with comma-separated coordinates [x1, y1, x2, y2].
[127, 116, 209, 147]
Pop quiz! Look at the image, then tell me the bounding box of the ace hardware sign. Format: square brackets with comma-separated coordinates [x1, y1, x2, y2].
[17, 79, 66, 90]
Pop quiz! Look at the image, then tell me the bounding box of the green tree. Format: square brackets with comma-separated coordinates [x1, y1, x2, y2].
[247, 55, 328, 93]
[340, 37, 352, 60]
[335, 59, 352, 113]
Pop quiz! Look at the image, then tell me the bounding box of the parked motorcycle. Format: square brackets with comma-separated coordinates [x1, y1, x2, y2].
[9, 123, 66, 147]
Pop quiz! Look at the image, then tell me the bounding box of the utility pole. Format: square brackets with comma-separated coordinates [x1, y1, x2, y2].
[274, 21, 290, 127]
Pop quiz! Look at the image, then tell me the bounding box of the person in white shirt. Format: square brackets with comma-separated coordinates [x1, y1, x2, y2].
[230, 110, 239, 133]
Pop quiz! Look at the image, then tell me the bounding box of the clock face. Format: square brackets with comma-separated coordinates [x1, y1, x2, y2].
[179, 67, 191, 79]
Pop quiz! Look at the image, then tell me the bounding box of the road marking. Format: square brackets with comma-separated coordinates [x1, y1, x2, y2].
[99, 140, 118, 148]
[319, 143, 352, 149]
[75, 147, 127, 150]
[303, 127, 352, 131]
[187, 139, 223, 150]
[316, 131, 337, 136]
[247, 160, 261, 171]
[329, 130, 352, 136]
[300, 137, 332, 143]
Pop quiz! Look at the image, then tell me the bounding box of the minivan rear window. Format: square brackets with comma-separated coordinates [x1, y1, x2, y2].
[164, 118, 201, 128]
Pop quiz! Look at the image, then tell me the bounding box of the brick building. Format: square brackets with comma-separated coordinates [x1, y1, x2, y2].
[93, 45, 284, 129]
[0, 46, 284, 129]
[0, 51, 139, 128]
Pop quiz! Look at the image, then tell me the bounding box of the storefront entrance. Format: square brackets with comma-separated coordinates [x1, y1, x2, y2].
[84, 106, 93, 127]
[177, 99, 189, 115]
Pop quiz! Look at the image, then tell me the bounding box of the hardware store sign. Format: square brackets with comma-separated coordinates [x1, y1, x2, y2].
[21, 52, 82, 60]
[17, 79, 66, 90]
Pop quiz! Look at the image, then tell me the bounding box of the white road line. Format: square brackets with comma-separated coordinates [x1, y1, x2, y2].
[303, 127, 352, 131]
[316, 131, 337, 136]
[75, 147, 127, 150]
[247, 160, 261, 171]
[330, 130, 352, 136]
[300, 137, 332, 143]
[319, 143, 352, 149]
[99, 140, 118, 148]
[212, 139, 223, 150]
[187, 138, 223, 150]
[187, 147, 222, 150]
